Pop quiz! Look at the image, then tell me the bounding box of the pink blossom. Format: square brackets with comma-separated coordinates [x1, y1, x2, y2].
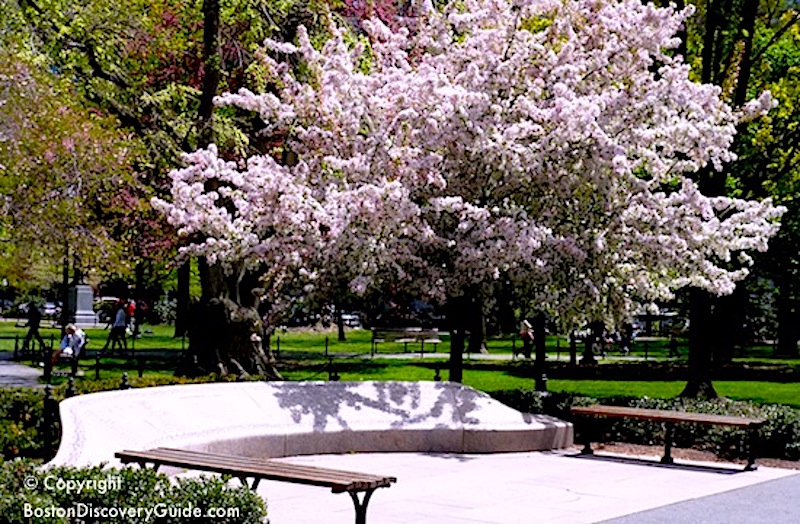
[155, 0, 785, 330]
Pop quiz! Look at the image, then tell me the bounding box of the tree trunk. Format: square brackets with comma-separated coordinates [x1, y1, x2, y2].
[495, 282, 517, 336]
[337, 306, 346, 342]
[569, 331, 577, 367]
[177, 0, 280, 379]
[682, 0, 761, 398]
[467, 295, 487, 354]
[701, 0, 722, 85]
[198, 0, 221, 147]
[182, 296, 280, 378]
[174, 261, 191, 337]
[60, 245, 70, 337]
[680, 289, 719, 398]
[712, 285, 747, 364]
[675, 0, 687, 61]
[448, 327, 465, 383]
[580, 321, 602, 365]
[775, 280, 800, 357]
[734, 0, 760, 108]
[179, 260, 281, 378]
[446, 294, 471, 383]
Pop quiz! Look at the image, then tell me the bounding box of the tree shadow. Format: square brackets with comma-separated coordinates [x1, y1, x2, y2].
[273, 381, 487, 432]
[564, 451, 744, 475]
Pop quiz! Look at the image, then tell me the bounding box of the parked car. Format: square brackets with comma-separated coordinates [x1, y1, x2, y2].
[340, 312, 362, 328]
[43, 302, 60, 318]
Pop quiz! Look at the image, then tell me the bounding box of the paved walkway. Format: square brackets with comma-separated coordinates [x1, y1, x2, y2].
[601, 473, 800, 523]
[246, 451, 799, 524]
[0, 351, 44, 387]
[2, 350, 797, 522]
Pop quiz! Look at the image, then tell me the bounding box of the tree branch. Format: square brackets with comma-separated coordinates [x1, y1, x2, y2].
[751, 12, 800, 67]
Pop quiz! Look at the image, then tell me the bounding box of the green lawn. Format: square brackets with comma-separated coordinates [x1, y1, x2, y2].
[283, 358, 800, 408]
[4, 321, 799, 408]
[546, 380, 800, 409]
[0, 320, 185, 352]
[3, 321, 795, 364]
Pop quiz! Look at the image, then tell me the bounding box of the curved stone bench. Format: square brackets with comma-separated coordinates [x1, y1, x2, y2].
[51, 381, 573, 467]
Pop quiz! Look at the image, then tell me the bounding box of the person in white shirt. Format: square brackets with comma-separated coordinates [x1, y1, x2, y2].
[102, 302, 129, 353]
[51, 323, 86, 365]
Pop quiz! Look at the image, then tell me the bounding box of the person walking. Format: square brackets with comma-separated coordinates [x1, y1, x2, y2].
[102, 301, 129, 354]
[22, 303, 46, 353]
[519, 319, 533, 359]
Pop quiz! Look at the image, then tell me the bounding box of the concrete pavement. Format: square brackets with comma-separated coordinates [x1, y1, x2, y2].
[252, 451, 798, 524]
[601, 473, 800, 523]
[0, 351, 44, 387]
[2, 351, 797, 522]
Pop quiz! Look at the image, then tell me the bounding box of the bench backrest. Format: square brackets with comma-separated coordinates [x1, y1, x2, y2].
[571, 405, 765, 428]
[372, 327, 439, 341]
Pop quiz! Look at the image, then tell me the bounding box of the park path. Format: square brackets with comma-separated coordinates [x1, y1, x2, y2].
[0, 351, 44, 388]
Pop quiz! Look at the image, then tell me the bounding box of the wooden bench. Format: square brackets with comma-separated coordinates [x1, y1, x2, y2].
[571, 405, 766, 471]
[115, 447, 396, 524]
[371, 327, 441, 355]
[45, 338, 89, 379]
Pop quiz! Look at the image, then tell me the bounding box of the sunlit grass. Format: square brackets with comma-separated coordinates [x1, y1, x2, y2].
[4, 320, 798, 407]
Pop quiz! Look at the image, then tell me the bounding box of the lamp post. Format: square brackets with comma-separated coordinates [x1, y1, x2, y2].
[59, 242, 70, 337]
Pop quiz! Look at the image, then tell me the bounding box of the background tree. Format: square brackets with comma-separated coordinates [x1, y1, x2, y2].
[671, 1, 800, 395]
[733, 5, 800, 358]
[10, 0, 333, 351]
[0, 46, 140, 292]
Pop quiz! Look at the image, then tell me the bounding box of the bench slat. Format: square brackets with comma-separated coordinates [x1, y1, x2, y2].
[571, 405, 764, 471]
[115, 448, 396, 493]
[571, 405, 765, 428]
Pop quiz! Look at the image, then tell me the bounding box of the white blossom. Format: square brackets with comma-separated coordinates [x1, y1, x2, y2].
[154, 0, 784, 329]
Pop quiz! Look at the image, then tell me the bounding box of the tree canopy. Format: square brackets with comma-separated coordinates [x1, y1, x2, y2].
[0, 46, 140, 290]
[155, 0, 785, 336]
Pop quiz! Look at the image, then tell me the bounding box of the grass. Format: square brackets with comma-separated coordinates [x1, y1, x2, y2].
[282, 357, 800, 408]
[546, 380, 800, 409]
[0, 320, 185, 352]
[4, 320, 795, 364]
[3, 320, 799, 408]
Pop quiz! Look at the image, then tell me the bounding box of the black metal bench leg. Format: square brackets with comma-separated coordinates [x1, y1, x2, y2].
[240, 477, 261, 490]
[349, 488, 375, 524]
[745, 428, 759, 471]
[661, 423, 674, 465]
[131, 460, 160, 472]
[579, 417, 594, 455]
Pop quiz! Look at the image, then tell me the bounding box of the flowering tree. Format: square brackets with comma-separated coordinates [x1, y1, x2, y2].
[155, 0, 784, 379]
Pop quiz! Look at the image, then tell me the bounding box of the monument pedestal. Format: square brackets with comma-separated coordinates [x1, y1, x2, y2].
[67, 284, 96, 327]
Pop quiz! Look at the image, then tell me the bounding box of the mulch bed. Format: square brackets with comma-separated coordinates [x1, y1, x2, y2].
[571, 442, 800, 470]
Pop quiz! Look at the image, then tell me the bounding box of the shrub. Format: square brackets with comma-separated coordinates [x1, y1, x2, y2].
[53, 375, 212, 395]
[0, 459, 268, 523]
[0, 388, 48, 460]
[491, 389, 800, 461]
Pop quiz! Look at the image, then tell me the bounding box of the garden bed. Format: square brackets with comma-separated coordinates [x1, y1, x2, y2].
[577, 442, 800, 470]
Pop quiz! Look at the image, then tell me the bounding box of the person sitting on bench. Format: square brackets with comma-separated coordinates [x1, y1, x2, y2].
[51, 323, 86, 365]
